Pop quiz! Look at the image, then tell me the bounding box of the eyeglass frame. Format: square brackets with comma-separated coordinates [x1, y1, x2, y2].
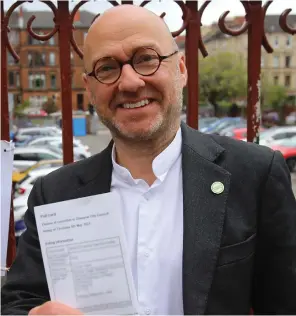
[85, 47, 179, 84]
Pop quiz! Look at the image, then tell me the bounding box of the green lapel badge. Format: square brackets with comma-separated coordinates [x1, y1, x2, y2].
[211, 181, 224, 194]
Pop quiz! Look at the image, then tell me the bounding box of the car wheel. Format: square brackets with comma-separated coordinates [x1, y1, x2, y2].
[286, 157, 296, 172]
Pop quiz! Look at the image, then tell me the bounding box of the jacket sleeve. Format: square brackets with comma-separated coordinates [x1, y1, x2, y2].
[252, 150, 296, 314]
[1, 177, 50, 315]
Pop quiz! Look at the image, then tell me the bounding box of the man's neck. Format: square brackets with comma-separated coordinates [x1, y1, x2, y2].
[113, 127, 179, 186]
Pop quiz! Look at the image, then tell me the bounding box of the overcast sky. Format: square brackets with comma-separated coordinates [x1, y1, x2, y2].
[4, 0, 296, 30]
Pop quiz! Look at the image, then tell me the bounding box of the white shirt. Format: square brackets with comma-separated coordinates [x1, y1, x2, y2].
[111, 128, 184, 315]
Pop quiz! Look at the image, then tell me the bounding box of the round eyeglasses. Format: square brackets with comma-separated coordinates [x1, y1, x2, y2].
[86, 47, 179, 84]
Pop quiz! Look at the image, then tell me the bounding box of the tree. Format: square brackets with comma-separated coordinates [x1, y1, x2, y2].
[42, 97, 58, 115]
[261, 81, 287, 110]
[199, 52, 247, 115]
[13, 99, 30, 118]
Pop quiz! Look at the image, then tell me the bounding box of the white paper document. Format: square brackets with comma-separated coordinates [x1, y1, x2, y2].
[34, 192, 139, 315]
[1, 141, 15, 276]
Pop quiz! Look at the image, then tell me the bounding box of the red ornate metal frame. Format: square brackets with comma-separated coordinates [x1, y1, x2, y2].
[1, 0, 295, 267]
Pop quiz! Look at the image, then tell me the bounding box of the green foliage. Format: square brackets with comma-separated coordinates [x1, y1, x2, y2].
[42, 97, 58, 114]
[261, 81, 287, 110]
[199, 52, 247, 106]
[13, 99, 30, 118]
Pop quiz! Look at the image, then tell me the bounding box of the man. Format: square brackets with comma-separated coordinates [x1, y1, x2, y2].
[2, 4, 296, 315]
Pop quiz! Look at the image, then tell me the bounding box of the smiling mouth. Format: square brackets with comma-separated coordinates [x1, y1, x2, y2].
[118, 99, 153, 109]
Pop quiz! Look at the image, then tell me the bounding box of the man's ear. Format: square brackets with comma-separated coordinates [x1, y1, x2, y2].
[82, 73, 95, 104]
[178, 53, 188, 88]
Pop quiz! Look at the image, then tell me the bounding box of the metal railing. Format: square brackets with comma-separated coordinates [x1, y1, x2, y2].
[1, 0, 295, 269]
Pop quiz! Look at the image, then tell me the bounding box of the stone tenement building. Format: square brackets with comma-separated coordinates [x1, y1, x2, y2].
[7, 9, 96, 111]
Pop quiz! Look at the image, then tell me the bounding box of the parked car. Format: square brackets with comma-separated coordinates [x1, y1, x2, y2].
[258, 126, 296, 146]
[269, 137, 296, 172]
[48, 140, 91, 159]
[180, 114, 219, 130]
[12, 159, 63, 184]
[220, 126, 265, 140]
[14, 167, 60, 240]
[202, 117, 246, 134]
[15, 167, 60, 197]
[199, 117, 219, 130]
[27, 136, 91, 159]
[285, 112, 296, 125]
[26, 135, 83, 147]
[13, 126, 62, 143]
[13, 195, 28, 240]
[13, 147, 63, 172]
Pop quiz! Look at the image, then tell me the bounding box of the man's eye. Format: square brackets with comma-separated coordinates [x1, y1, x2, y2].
[135, 54, 156, 64]
[98, 65, 115, 73]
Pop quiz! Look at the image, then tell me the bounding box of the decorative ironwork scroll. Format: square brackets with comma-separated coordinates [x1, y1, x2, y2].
[2, 1, 30, 62]
[25, 0, 74, 164]
[218, 1, 275, 143]
[27, 1, 58, 40]
[280, 8, 296, 35]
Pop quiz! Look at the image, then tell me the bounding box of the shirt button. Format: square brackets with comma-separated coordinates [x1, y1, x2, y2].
[145, 308, 151, 315]
[144, 251, 149, 258]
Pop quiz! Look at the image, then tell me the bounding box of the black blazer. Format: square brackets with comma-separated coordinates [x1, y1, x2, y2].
[2, 123, 296, 315]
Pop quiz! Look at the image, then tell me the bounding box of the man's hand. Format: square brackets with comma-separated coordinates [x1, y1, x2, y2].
[29, 301, 83, 315]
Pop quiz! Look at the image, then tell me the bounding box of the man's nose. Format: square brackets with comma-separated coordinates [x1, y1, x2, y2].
[117, 64, 145, 92]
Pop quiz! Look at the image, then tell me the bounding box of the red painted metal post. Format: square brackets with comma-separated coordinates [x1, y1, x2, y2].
[1, 3, 10, 141]
[185, 1, 199, 129]
[1, 2, 16, 268]
[247, 2, 264, 143]
[57, 1, 74, 164]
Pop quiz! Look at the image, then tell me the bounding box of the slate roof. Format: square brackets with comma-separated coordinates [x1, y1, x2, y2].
[204, 14, 296, 43]
[7, 10, 96, 29]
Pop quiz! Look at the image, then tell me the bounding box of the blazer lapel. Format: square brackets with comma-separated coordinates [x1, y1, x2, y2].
[181, 123, 231, 315]
[67, 141, 113, 200]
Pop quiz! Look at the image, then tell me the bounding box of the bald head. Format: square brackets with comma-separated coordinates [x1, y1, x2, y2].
[83, 5, 178, 71]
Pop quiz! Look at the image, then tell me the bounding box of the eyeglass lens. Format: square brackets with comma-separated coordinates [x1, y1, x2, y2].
[94, 48, 160, 83]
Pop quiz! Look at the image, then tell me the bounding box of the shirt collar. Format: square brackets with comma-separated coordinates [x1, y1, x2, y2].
[112, 127, 182, 184]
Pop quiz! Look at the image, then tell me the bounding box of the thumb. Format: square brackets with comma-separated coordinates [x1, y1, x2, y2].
[28, 306, 40, 315]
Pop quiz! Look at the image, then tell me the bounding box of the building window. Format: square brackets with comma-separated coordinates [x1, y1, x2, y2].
[28, 53, 32, 65]
[274, 75, 279, 85]
[16, 73, 20, 87]
[49, 36, 55, 45]
[8, 30, 19, 45]
[285, 75, 291, 87]
[7, 52, 17, 65]
[8, 72, 20, 88]
[71, 71, 74, 87]
[274, 36, 279, 47]
[28, 52, 46, 67]
[77, 94, 84, 110]
[286, 35, 292, 47]
[28, 34, 45, 45]
[273, 56, 279, 68]
[285, 56, 291, 68]
[49, 53, 55, 66]
[50, 74, 57, 88]
[8, 72, 14, 87]
[29, 73, 46, 89]
[29, 96, 48, 108]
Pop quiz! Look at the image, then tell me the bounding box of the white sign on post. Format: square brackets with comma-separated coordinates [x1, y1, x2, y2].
[1, 141, 15, 276]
